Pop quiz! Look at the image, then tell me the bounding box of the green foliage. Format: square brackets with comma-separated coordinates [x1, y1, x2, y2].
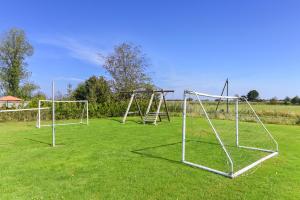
[73, 76, 112, 104]
[247, 90, 259, 101]
[291, 96, 300, 105]
[102, 42, 153, 92]
[284, 97, 291, 105]
[19, 82, 40, 100]
[0, 28, 36, 97]
[27, 91, 47, 107]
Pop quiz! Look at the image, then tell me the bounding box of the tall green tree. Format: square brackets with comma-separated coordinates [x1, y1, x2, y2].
[102, 43, 152, 92]
[19, 82, 40, 100]
[0, 28, 35, 97]
[247, 90, 259, 101]
[291, 96, 300, 105]
[73, 76, 112, 104]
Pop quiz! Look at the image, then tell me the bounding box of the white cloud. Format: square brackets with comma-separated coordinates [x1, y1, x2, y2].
[38, 36, 105, 66]
[55, 77, 85, 82]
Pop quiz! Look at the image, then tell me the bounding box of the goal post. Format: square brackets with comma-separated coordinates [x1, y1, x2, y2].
[182, 90, 278, 178]
[37, 99, 89, 128]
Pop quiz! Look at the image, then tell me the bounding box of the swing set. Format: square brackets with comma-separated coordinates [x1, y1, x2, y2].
[122, 89, 174, 125]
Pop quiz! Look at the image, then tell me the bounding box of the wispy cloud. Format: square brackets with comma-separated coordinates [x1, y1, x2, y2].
[55, 77, 85, 82]
[38, 36, 105, 66]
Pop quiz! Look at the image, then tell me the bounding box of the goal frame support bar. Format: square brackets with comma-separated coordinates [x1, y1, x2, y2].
[182, 90, 279, 178]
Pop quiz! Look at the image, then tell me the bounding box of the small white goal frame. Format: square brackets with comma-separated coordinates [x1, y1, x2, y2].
[37, 99, 89, 128]
[182, 90, 279, 178]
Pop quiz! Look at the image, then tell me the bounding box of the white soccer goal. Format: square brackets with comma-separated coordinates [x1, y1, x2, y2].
[37, 99, 89, 128]
[182, 90, 278, 178]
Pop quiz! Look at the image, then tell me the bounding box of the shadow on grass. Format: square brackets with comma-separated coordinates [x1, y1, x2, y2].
[24, 138, 52, 146]
[131, 140, 237, 165]
[109, 118, 144, 124]
[187, 139, 236, 148]
[131, 141, 183, 165]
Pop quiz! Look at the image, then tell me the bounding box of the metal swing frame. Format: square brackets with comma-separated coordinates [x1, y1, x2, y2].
[182, 90, 279, 178]
[122, 90, 174, 125]
[122, 91, 145, 124]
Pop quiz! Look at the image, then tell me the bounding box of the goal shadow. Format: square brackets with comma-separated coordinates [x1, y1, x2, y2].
[131, 139, 235, 165]
[131, 142, 183, 165]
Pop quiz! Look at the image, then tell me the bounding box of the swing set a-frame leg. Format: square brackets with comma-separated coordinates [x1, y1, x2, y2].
[123, 94, 135, 124]
[162, 93, 170, 122]
[153, 93, 163, 125]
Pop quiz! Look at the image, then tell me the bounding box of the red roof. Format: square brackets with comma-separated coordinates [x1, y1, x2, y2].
[0, 96, 22, 101]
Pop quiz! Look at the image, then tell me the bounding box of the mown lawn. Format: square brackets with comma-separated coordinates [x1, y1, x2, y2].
[0, 117, 299, 199]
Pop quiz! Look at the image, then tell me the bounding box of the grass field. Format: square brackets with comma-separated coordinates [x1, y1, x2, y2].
[0, 117, 299, 199]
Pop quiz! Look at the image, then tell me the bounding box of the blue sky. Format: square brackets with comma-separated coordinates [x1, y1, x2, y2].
[0, 0, 299, 99]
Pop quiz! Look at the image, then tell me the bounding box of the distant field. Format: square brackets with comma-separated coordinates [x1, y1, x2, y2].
[167, 101, 300, 125]
[0, 117, 299, 199]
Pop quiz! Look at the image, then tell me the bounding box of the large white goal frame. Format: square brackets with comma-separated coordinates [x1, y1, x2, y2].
[37, 99, 89, 128]
[182, 90, 279, 178]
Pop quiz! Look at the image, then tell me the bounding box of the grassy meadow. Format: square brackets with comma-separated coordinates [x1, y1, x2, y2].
[168, 100, 300, 125]
[0, 117, 299, 199]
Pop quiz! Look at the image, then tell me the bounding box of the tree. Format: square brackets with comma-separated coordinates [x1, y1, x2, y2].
[73, 76, 112, 104]
[19, 82, 40, 100]
[291, 96, 300, 105]
[284, 97, 291, 105]
[102, 43, 152, 92]
[0, 28, 35, 96]
[247, 90, 259, 101]
[27, 91, 46, 107]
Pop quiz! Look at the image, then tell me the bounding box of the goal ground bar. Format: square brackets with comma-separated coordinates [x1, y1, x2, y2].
[183, 160, 232, 178]
[183, 152, 278, 179]
[39, 122, 87, 127]
[232, 152, 278, 178]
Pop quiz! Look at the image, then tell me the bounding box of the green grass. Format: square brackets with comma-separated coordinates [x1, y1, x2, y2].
[0, 117, 299, 199]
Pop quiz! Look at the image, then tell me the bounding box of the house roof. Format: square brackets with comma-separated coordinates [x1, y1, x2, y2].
[0, 96, 22, 101]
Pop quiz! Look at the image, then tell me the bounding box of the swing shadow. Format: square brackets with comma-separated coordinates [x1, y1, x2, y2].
[109, 118, 144, 124]
[131, 139, 237, 165]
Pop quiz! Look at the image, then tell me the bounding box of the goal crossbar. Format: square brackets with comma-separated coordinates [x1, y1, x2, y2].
[182, 90, 279, 178]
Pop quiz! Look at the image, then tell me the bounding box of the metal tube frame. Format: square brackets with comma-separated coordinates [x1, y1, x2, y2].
[37, 99, 89, 128]
[52, 81, 55, 147]
[182, 90, 279, 178]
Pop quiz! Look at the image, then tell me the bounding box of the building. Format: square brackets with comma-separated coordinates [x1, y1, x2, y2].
[0, 96, 22, 108]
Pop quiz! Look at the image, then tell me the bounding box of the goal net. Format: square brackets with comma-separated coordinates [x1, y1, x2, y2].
[37, 100, 88, 128]
[182, 90, 278, 178]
